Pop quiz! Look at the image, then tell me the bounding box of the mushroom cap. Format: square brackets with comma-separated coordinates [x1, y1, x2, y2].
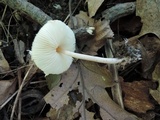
[31, 20, 76, 75]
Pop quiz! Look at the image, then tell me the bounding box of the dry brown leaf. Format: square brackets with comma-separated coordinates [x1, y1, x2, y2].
[152, 61, 160, 91]
[150, 89, 160, 104]
[44, 61, 123, 119]
[46, 108, 57, 120]
[73, 101, 95, 120]
[139, 35, 160, 79]
[44, 63, 79, 110]
[122, 80, 154, 113]
[78, 61, 114, 102]
[44, 61, 113, 109]
[68, 11, 94, 28]
[136, 0, 160, 38]
[80, 110, 95, 120]
[95, 20, 114, 41]
[0, 49, 10, 73]
[56, 104, 74, 120]
[86, 0, 104, 17]
[80, 60, 114, 87]
[150, 61, 160, 104]
[47, 104, 74, 120]
[45, 61, 138, 119]
[0, 78, 17, 105]
[89, 20, 114, 55]
[69, 11, 114, 55]
[100, 108, 115, 120]
[91, 86, 138, 120]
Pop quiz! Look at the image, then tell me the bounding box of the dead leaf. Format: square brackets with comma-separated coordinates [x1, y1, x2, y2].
[150, 89, 160, 104]
[150, 61, 160, 104]
[68, 11, 94, 28]
[88, 20, 114, 54]
[100, 108, 115, 120]
[44, 60, 112, 110]
[69, 11, 114, 55]
[86, 0, 104, 17]
[136, 0, 160, 38]
[152, 61, 160, 91]
[139, 35, 160, 79]
[0, 78, 17, 105]
[80, 110, 95, 120]
[0, 49, 10, 73]
[13, 39, 25, 64]
[91, 86, 138, 120]
[55, 104, 74, 120]
[44, 63, 79, 110]
[80, 60, 114, 87]
[121, 80, 154, 113]
[44, 61, 114, 110]
[45, 61, 138, 119]
[46, 105, 74, 120]
[46, 108, 57, 120]
[73, 101, 95, 120]
[95, 20, 114, 41]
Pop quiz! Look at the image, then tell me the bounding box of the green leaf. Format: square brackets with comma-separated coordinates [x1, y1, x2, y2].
[46, 74, 61, 90]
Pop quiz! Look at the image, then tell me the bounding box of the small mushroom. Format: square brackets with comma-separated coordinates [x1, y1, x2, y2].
[31, 20, 122, 75]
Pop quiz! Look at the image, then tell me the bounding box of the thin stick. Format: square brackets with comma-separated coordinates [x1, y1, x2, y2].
[1, 5, 7, 21]
[10, 64, 33, 120]
[105, 39, 124, 109]
[17, 69, 22, 120]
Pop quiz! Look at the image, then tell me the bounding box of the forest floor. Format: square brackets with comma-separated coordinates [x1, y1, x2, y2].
[0, 0, 160, 120]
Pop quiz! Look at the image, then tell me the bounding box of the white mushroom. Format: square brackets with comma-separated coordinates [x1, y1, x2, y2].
[31, 20, 122, 75]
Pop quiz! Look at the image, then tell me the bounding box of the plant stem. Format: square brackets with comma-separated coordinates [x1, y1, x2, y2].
[63, 50, 123, 64]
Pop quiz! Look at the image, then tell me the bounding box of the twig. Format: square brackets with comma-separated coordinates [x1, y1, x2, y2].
[1, 5, 7, 21]
[10, 64, 33, 120]
[17, 69, 22, 120]
[0, 65, 29, 75]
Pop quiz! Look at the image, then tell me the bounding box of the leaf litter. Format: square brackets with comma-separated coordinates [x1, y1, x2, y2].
[45, 61, 138, 120]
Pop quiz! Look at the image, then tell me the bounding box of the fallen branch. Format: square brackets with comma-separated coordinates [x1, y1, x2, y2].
[0, 0, 52, 25]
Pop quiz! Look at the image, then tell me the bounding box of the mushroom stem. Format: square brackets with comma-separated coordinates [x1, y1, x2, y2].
[63, 50, 123, 64]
